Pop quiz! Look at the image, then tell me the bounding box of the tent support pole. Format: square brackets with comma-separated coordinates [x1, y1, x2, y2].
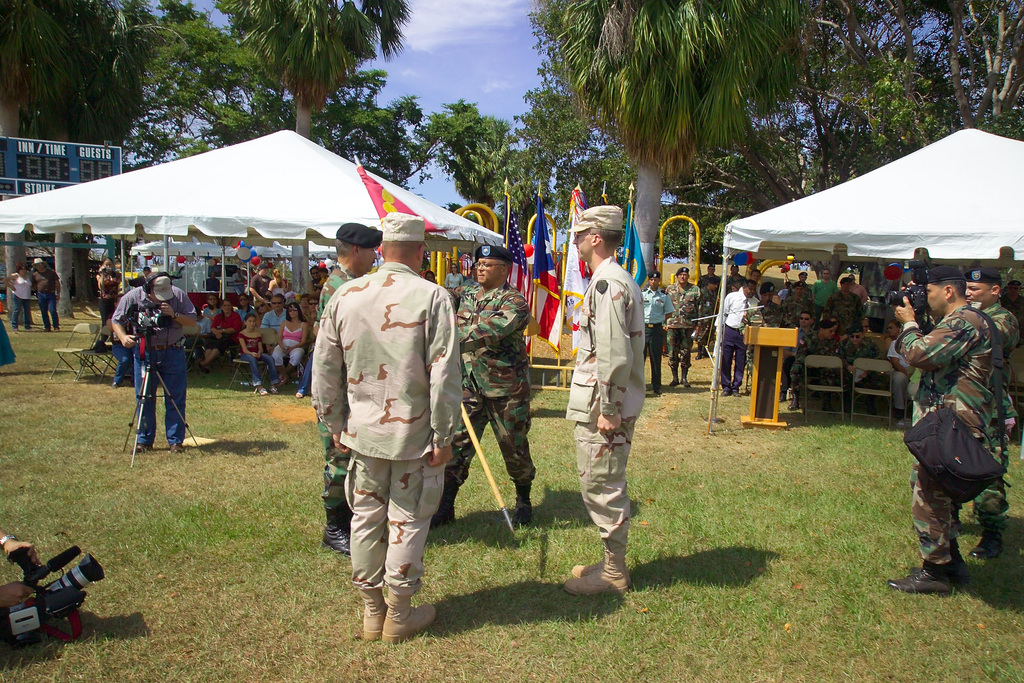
[162, 236, 169, 272]
[221, 243, 226, 300]
[707, 248, 733, 434]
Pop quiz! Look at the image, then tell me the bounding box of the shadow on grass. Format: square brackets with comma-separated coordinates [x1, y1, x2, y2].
[208, 440, 290, 457]
[0, 611, 148, 668]
[631, 547, 779, 589]
[959, 517, 1024, 612]
[530, 406, 569, 419]
[428, 487, 592, 549]
[430, 580, 622, 635]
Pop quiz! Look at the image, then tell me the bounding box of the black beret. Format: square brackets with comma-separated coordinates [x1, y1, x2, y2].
[649, 270, 661, 278]
[759, 281, 775, 294]
[475, 244, 513, 264]
[928, 265, 966, 283]
[964, 266, 1001, 285]
[1009, 280, 1022, 286]
[847, 323, 864, 334]
[819, 319, 837, 330]
[336, 222, 383, 248]
[840, 276, 855, 284]
[678, 267, 689, 274]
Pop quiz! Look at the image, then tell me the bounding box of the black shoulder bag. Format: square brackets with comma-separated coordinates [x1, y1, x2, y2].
[902, 308, 1007, 504]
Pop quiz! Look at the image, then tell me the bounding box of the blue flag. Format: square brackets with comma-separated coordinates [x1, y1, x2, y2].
[620, 201, 647, 286]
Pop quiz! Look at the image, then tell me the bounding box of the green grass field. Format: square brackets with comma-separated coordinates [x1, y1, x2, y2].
[1, 322, 1023, 682]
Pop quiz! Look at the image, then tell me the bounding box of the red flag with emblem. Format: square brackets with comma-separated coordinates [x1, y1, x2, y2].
[356, 162, 443, 232]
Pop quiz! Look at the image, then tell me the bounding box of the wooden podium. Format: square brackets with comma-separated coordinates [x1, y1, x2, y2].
[741, 326, 799, 430]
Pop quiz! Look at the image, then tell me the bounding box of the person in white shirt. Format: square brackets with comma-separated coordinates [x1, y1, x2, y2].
[720, 279, 757, 395]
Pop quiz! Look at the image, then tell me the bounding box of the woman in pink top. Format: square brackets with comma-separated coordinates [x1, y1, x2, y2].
[272, 302, 309, 385]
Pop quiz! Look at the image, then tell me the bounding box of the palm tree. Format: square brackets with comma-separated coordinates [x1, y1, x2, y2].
[225, 0, 410, 290]
[225, 0, 411, 138]
[557, 0, 802, 265]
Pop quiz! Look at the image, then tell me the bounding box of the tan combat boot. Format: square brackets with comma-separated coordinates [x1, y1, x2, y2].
[563, 550, 631, 595]
[381, 592, 436, 644]
[570, 558, 603, 578]
[359, 587, 386, 641]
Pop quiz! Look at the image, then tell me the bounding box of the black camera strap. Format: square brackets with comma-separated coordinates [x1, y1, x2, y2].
[972, 307, 1008, 454]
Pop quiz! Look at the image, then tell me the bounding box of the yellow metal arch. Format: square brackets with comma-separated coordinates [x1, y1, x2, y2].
[527, 213, 557, 248]
[456, 204, 500, 233]
[658, 215, 700, 282]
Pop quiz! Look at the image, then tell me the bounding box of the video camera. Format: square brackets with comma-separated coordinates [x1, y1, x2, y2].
[128, 300, 173, 332]
[1, 545, 105, 646]
[885, 259, 929, 316]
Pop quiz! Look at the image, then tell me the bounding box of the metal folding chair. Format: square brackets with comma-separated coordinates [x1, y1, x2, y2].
[803, 354, 845, 420]
[850, 357, 895, 427]
[50, 323, 101, 380]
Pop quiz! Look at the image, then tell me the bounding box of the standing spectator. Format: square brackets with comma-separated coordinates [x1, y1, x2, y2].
[720, 280, 757, 396]
[849, 276, 869, 304]
[694, 276, 720, 359]
[229, 267, 246, 295]
[272, 302, 309, 385]
[269, 267, 289, 301]
[5, 262, 33, 331]
[249, 263, 271, 305]
[822, 276, 865, 336]
[96, 258, 121, 343]
[198, 299, 241, 372]
[641, 271, 673, 396]
[260, 295, 287, 329]
[237, 313, 279, 395]
[726, 264, 746, 292]
[697, 263, 717, 289]
[31, 258, 60, 332]
[811, 267, 837, 323]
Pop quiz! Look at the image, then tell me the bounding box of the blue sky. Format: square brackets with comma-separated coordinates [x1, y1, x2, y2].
[192, 0, 543, 206]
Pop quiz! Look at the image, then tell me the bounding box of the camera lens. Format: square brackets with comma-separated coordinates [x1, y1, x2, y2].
[47, 555, 104, 592]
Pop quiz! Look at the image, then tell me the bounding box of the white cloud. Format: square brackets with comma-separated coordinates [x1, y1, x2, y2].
[402, 0, 530, 52]
[482, 78, 512, 93]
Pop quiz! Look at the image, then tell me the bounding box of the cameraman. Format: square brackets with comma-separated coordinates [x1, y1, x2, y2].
[888, 267, 996, 595]
[111, 273, 197, 453]
[0, 530, 39, 607]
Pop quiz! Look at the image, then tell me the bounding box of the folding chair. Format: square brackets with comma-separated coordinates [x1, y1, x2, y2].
[76, 323, 118, 380]
[50, 323, 101, 380]
[850, 358, 895, 427]
[181, 325, 203, 371]
[228, 329, 278, 390]
[803, 355, 845, 420]
[1009, 346, 1024, 406]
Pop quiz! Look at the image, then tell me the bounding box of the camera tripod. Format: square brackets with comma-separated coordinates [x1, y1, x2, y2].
[122, 331, 199, 466]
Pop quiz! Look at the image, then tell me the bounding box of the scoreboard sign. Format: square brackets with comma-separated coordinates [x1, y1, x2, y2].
[0, 136, 122, 196]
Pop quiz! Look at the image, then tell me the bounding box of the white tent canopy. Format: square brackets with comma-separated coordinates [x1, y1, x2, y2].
[724, 129, 1024, 265]
[0, 130, 501, 251]
[129, 239, 294, 258]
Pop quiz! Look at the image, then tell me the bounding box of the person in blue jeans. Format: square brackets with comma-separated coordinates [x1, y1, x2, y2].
[110, 273, 197, 452]
[237, 313, 279, 395]
[110, 341, 135, 388]
[30, 259, 60, 331]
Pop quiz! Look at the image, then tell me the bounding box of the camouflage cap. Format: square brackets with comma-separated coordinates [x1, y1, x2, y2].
[964, 266, 1000, 285]
[381, 212, 424, 242]
[570, 205, 623, 233]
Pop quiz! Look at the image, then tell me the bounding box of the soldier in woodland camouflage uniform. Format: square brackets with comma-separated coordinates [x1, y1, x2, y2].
[840, 323, 882, 409]
[314, 223, 382, 556]
[563, 205, 645, 596]
[726, 264, 747, 293]
[888, 267, 996, 595]
[432, 244, 535, 529]
[741, 282, 781, 391]
[821, 276, 864, 336]
[788, 319, 842, 410]
[312, 212, 462, 643]
[694, 277, 720, 359]
[964, 267, 1020, 559]
[999, 279, 1024, 335]
[665, 267, 700, 387]
[780, 282, 813, 328]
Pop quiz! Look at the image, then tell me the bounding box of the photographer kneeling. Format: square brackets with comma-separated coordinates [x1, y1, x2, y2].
[889, 266, 997, 595]
[0, 530, 39, 608]
[111, 273, 197, 453]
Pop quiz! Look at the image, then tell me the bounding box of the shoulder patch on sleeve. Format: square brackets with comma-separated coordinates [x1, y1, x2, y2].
[596, 280, 608, 294]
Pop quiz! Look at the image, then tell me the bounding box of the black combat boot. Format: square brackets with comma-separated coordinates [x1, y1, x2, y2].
[511, 483, 533, 527]
[969, 530, 1003, 559]
[669, 367, 679, 387]
[887, 562, 952, 595]
[946, 538, 970, 587]
[430, 479, 460, 529]
[322, 502, 353, 556]
[680, 369, 691, 388]
[787, 390, 799, 411]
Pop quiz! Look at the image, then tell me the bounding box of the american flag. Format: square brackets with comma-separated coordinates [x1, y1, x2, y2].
[505, 211, 530, 299]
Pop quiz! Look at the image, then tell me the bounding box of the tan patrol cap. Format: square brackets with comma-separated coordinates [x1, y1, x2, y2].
[570, 205, 623, 233]
[381, 212, 425, 242]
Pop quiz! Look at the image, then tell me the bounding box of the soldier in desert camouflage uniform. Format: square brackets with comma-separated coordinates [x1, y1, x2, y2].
[964, 266, 1020, 560]
[432, 244, 535, 528]
[665, 267, 700, 387]
[562, 205, 646, 596]
[821, 276, 864, 336]
[888, 266, 996, 595]
[312, 212, 462, 643]
[313, 223, 382, 556]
